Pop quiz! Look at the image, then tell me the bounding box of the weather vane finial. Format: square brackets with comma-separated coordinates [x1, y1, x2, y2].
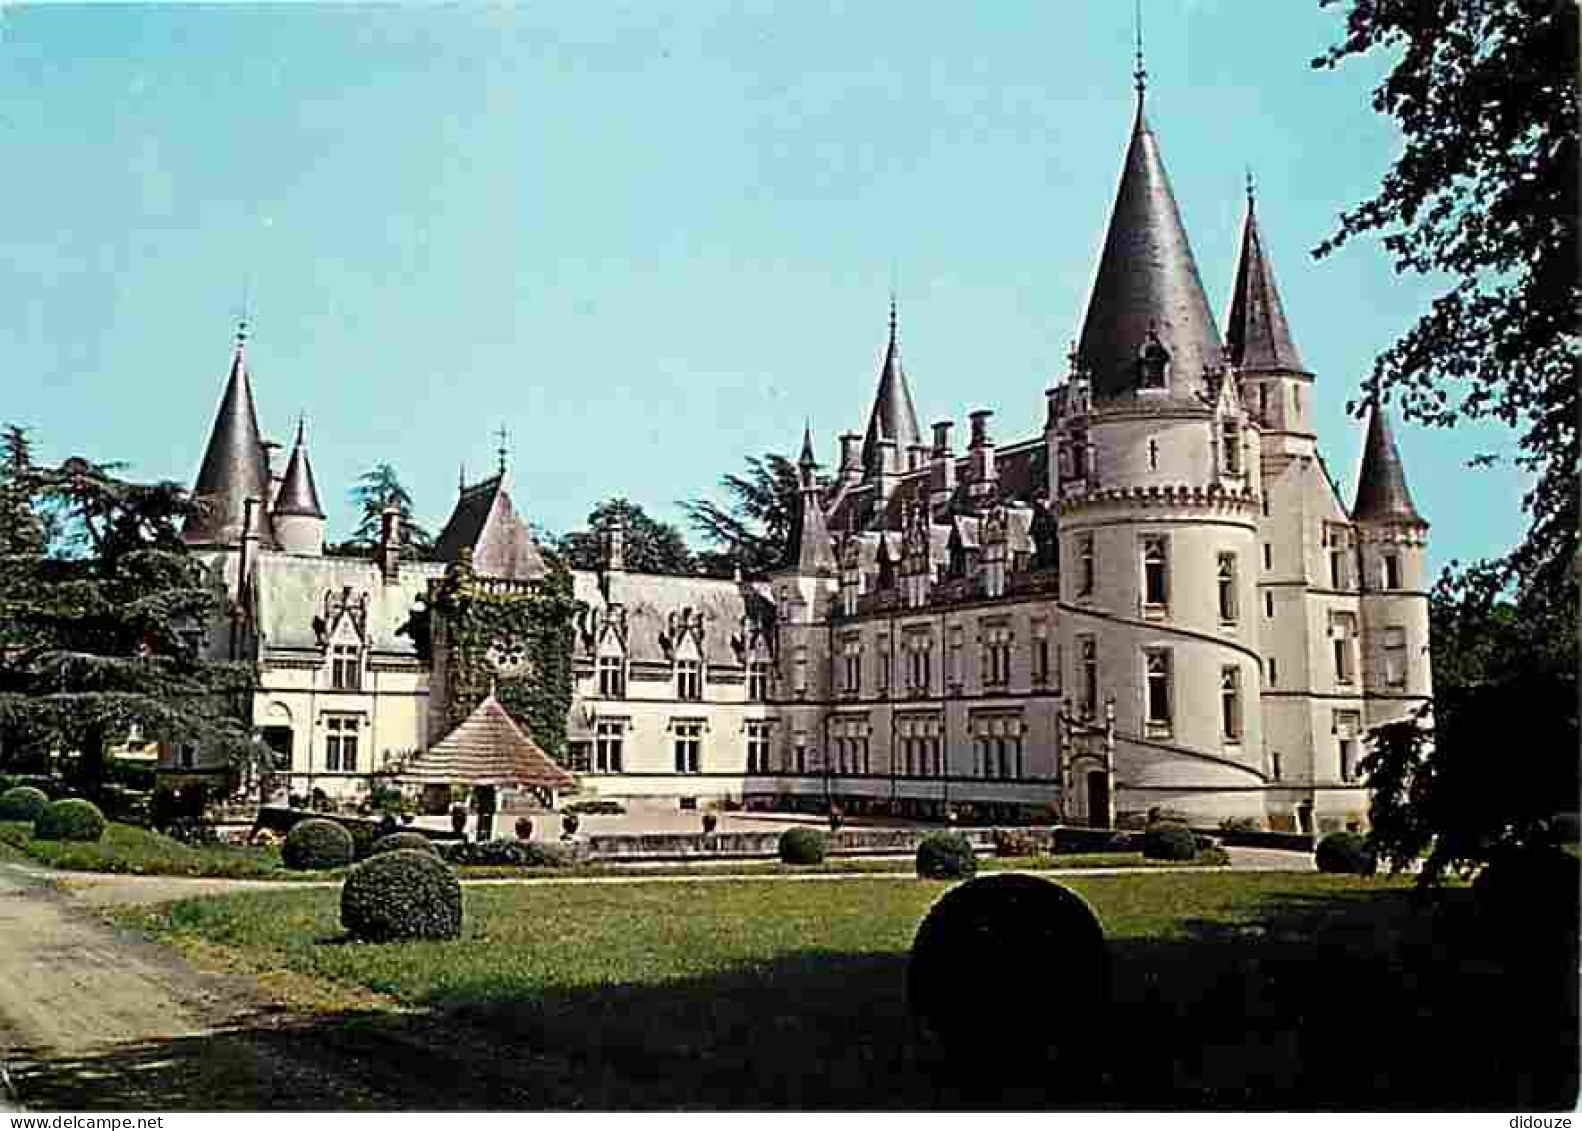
[1133, 0, 1147, 101]
[1245, 166, 1257, 204]
[495, 425, 510, 475]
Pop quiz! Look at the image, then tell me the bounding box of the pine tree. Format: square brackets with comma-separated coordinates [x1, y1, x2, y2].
[340, 463, 434, 556]
[0, 456, 266, 791]
[681, 453, 800, 579]
[556, 498, 695, 575]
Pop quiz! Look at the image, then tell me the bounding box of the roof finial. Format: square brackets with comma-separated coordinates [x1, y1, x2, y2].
[799, 417, 817, 470]
[459, 462, 467, 495]
[888, 291, 898, 343]
[1246, 166, 1257, 206]
[295, 412, 306, 447]
[495, 424, 509, 476]
[235, 317, 248, 351]
[1133, 0, 1147, 102]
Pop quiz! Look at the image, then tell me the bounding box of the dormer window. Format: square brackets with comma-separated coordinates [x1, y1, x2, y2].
[1138, 330, 1170, 390]
[676, 659, 703, 701]
[330, 644, 361, 691]
[747, 660, 769, 701]
[597, 655, 626, 699]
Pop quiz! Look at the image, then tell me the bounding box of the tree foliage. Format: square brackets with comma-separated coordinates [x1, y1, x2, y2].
[1360, 561, 1579, 885]
[0, 448, 268, 792]
[337, 464, 434, 557]
[556, 498, 694, 575]
[1313, 0, 1579, 603]
[680, 452, 800, 580]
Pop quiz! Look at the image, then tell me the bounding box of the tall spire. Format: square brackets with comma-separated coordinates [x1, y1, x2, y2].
[1224, 180, 1309, 374]
[1133, 0, 1147, 103]
[782, 425, 837, 576]
[183, 321, 277, 548]
[860, 297, 922, 471]
[273, 415, 324, 519]
[1075, 81, 1224, 405]
[1352, 402, 1426, 527]
[798, 418, 817, 472]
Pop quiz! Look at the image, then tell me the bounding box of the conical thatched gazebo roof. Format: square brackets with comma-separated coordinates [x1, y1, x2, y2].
[400, 693, 575, 789]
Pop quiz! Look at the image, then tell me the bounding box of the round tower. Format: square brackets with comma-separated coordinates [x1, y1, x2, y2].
[272, 417, 326, 556]
[1054, 87, 1266, 825]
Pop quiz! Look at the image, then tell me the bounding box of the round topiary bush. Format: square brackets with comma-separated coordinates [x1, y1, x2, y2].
[369, 831, 438, 857]
[909, 874, 1108, 1076]
[281, 817, 355, 871]
[1143, 821, 1198, 862]
[1315, 831, 1376, 875]
[340, 849, 463, 942]
[33, 798, 106, 842]
[0, 786, 50, 823]
[916, 831, 977, 880]
[778, 826, 829, 866]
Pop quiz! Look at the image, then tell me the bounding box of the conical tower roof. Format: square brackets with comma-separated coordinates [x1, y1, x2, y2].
[1225, 189, 1308, 373]
[782, 427, 837, 576]
[1352, 403, 1426, 526]
[183, 324, 277, 548]
[273, 418, 325, 519]
[1077, 102, 1225, 405]
[434, 472, 549, 581]
[861, 300, 922, 470]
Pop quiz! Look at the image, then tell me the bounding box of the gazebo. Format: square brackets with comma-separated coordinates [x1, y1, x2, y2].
[399, 692, 576, 838]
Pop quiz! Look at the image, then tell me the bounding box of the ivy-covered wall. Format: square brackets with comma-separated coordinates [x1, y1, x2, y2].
[429, 559, 580, 758]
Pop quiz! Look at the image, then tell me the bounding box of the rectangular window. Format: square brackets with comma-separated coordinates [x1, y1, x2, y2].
[745, 721, 771, 773]
[331, 645, 361, 691]
[1339, 738, 1357, 783]
[1142, 535, 1169, 607]
[325, 715, 359, 772]
[747, 661, 769, 701]
[1383, 626, 1407, 688]
[1079, 635, 1098, 719]
[1032, 637, 1050, 685]
[1257, 384, 1269, 425]
[841, 639, 862, 694]
[676, 659, 703, 701]
[595, 720, 624, 773]
[879, 648, 891, 692]
[1222, 419, 1241, 475]
[673, 721, 703, 773]
[1264, 590, 1274, 618]
[1383, 553, 1401, 591]
[1329, 548, 1349, 591]
[1270, 751, 1282, 782]
[1144, 649, 1172, 734]
[1262, 491, 1270, 517]
[1263, 543, 1272, 570]
[1268, 655, 1278, 686]
[1332, 614, 1356, 685]
[567, 740, 592, 773]
[982, 625, 1012, 688]
[793, 743, 807, 774]
[1221, 666, 1242, 741]
[1078, 533, 1095, 597]
[597, 655, 625, 699]
[1217, 553, 1238, 624]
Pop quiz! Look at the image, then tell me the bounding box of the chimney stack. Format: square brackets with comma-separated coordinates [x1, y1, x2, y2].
[838, 432, 863, 487]
[378, 507, 402, 584]
[968, 409, 997, 502]
[929, 420, 956, 501]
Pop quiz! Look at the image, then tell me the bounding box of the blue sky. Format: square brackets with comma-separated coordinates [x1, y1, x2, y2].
[1, 2, 1523, 574]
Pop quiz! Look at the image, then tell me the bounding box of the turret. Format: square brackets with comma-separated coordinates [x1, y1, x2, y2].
[861, 298, 922, 478]
[272, 417, 326, 556]
[1225, 177, 1315, 446]
[183, 321, 277, 550]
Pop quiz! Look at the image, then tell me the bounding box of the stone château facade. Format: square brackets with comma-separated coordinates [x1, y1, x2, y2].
[166, 80, 1433, 832]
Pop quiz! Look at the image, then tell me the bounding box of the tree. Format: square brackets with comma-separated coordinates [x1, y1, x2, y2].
[335, 464, 434, 558]
[1360, 561, 1579, 885]
[0, 456, 267, 792]
[1313, 0, 1579, 605]
[556, 498, 694, 575]
[0, 425, 49, 592]
[680, 452, 800, 579]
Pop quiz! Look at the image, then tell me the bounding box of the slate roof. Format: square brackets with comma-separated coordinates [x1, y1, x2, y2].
[826, 439, 1048, 533]
[400, 693, 574, 788]
[572, 569, 773, 666]
[434, 474, 548, 581]
[860, 302, 923, 471]
[783, 485, 838, 575]
[183, 328, 278, 549]
[1352, 404, 1427, 527]
[1077, 101, 1225, 408]
[1225, 195, 1308, 374]
[272, 419, 325, 519]
[251, 553, 447, 659]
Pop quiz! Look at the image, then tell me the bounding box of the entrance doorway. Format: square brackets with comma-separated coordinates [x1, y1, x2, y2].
[1086, 770, 1110, 829]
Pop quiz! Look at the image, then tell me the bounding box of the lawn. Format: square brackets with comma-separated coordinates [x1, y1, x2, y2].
[115, 870, 1579, 1110]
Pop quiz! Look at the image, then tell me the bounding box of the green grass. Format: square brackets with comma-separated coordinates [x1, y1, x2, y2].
[116, 870, 1580, 1109]
[0, 821, 299, 879]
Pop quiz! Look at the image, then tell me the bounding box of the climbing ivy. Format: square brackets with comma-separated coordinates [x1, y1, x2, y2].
[430, 557, 580, 759]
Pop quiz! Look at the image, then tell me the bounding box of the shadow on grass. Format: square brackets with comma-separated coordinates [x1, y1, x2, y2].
[13, 886, 1578, 1111]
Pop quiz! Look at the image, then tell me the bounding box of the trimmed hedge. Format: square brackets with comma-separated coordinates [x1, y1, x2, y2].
[0, 786, 50, 823]
[281, 818, 355, 871]
[437, 838, 574, 868]
[916, 832, 977, 880]
[1315, 831, 1376, 875]
[341, 849, 463, 942]
[778, 827, 829, 866]
[909, 874, 1108, 1075]
[1143, 822, 1198, 862]
[34, 798, 106, 842]
[369, 831, 438, 857]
